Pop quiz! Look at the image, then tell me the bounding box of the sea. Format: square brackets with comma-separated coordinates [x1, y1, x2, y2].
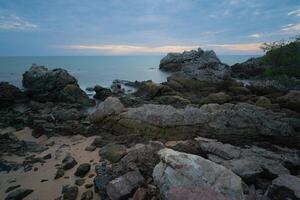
[0, 55, 258, 91]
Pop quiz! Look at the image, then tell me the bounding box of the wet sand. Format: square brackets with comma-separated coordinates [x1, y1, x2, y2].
[0, 128, 101, 200]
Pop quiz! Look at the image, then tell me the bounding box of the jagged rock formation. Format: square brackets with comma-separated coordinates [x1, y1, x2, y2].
[199, 141, 300, 186]
[160, 48, 231, 83]
[90, 97, 300, 141]
[22, 65, 94, 106]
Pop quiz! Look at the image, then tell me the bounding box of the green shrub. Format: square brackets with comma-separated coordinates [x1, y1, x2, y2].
[260, 37, 300, 79]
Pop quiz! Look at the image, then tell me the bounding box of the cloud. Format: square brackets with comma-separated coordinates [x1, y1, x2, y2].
[0, 14, 38, 31]
[248, 23, 300, 39]
[281, 23, 300, 34]
[288, 8, 300, 17]
[55, 44, 199, 54]
[248, 33, 263, 38]
[54, 42, 264, 55]
[209, 42, 262, 51]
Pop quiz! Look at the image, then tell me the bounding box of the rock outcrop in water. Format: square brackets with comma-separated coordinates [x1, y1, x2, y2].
[160, 48, 230, 83]
[23, 65, 94, 106]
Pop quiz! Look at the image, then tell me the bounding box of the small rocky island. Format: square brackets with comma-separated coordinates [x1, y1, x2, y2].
[0, 40, 300, 200]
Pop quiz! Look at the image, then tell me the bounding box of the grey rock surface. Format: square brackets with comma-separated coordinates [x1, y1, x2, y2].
[153, 148, 245, 200]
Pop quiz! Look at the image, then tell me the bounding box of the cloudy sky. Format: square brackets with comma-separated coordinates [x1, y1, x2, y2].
[0, 0, 299, 55]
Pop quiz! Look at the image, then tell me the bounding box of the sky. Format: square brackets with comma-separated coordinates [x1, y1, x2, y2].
[0, 0, 299, 56]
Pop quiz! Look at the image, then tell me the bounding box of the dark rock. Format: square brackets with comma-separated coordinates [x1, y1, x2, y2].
[55, 168, 65, 179]
[46, 141, 55, 146]
[62, 155, 77, 170]
[120, 141, 164, 176]
[23, 65, 76, 91]
[5, 185, 21, 193]
[93, 164, 115, 196]
[231, 57, 267, 78]
[277, 90, 300, 112]
[155, 95, 191, 108]
[52, 108, 86, 122]
[132, 187, 147, 200]
[62, 185, 78, 200]
[267, 174, 300, 200]
[85, 183, 93, 189]
[0, 133, 47, 156]
[5, 188, 33, 200]
[99, 143, 127, 163]
[40, 179, 48, 182]
[0, 159, 20, 172]
[199, 92, 232, 105]
[74, 163, 91, 177]
[22, 65, 94, 106]
[43, 153, 52, 160]
[85, 145, 96, 152]
[93, 85, 112, 101]
[165, 140, 200, 155]
[133, 82, 173, 100]
[58, 84, 95, 106]
[0, 82, 26, 107]
[255, 96, 272, 108]
[23, 141, 48, 153]
[81, 190, 93, 200]
[91, 137, 104, 148]
[111, 80, 125, 94]
[106, 171, 145, 200]
[75, 179, 85, 186]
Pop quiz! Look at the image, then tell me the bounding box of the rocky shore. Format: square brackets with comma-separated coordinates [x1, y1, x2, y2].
[0, 48, 299, 200]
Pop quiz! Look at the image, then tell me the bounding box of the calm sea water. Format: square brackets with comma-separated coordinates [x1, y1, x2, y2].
[0, 55, 257, 90]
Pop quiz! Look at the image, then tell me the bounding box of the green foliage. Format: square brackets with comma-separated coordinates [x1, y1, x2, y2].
[260, 36, 300, 79]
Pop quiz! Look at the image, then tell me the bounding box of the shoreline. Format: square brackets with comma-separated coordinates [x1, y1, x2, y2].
[0, 48, 299, 200]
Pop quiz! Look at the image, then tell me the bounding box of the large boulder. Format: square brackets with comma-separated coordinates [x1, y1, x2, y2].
[22, 65, 94, 106]
[0, 82, 26, 107]
[120, 141, 164, 176]
[153, 148, 245, 200]
[23, 65, 76, 91]
[99, 143, 127, 163]
[199, 141, 300, 186]
[91, 100, 300, 140]
[90, 97, 125, 123]
[106, 171, 145, 200]
[159, 48, 230, 83]
[266, 174, 300, 200]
